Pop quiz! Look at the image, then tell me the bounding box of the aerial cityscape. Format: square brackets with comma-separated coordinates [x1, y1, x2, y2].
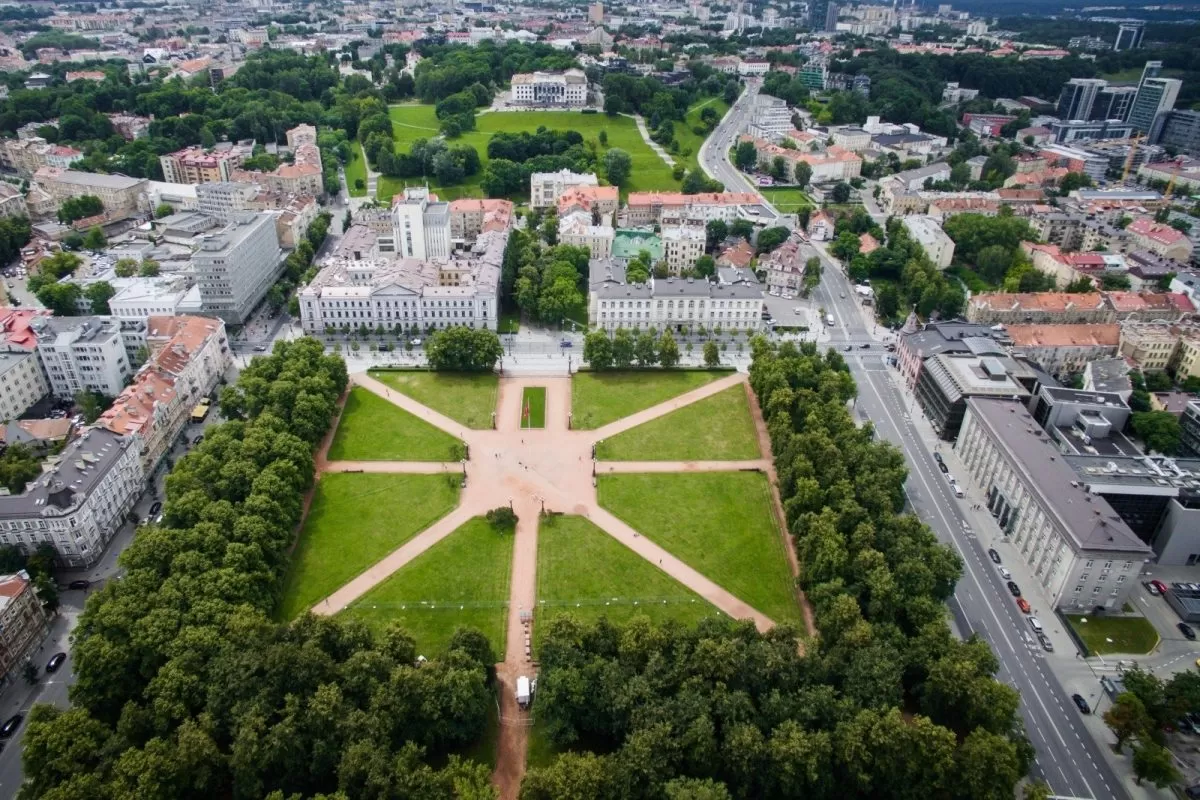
[3, 0, 1200, 797]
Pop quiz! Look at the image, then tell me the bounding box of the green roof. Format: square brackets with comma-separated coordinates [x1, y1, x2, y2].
[612, 229, 664, 261]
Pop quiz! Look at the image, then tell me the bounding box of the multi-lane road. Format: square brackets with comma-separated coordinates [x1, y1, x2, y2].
[815, 256, 1125, 800]
[698, 79, 784, 224]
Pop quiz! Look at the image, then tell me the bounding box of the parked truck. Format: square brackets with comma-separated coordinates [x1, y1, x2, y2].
[516, 676, 531, 709]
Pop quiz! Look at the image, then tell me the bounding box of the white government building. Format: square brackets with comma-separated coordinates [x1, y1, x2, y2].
[588, 260, 764, 331]
[510, 69, 588, 107]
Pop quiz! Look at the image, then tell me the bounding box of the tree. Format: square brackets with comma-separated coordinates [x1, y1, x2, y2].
[113, 257, 138, 278]
[756, 227, 789, 254]
[694, 255, 716, 278]
[1132, 742, 1180, 788]
[85, 281, 115, 315]
[138, 259, 160, 277]
[57, 194, 103, 224]
[485, 506, 518, 531]
[425, 326, 504, 371]
[793, 160, 813, 188]
[703, 340, 720, 367]
[1131, 411, 1181, 455]
[706, 220, 728, 251]
[634, 331, 658, 366]
[75, 390, 105, 424]
[658, 330, 680, 367]
[603, 148, 633, 186]
[541, 212, 559, 246]
[1057, 171, 1092, 195]
[1103, 692, 1154, 753]
[975, 245, 1013, 285]
[35, 282, 82, 316]
[1063, 276, 1094, 293]
[611, 327, 634, 368]
[83, 225, 107, 252]
[830, 182, 852, 203]
[583, 330, 613, 369]
[1100, 273, 1132, 290]
[734, 140, 758, 171]
[154, 203, 175, 218]
[830, 231, 860, 261]
[598, 130, 608, 146]
[770, 156, 789, 181]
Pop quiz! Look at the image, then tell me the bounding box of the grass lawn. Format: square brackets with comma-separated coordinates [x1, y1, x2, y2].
[521, 386, 546, 429]
[676, 96, 730, 177]
[370, 370, 498, 429]
[596, 385, 760, 461]
[380, 105, 679, 202]
[598, 472, 800, 626]
[339, 517, 514, 656]
[499, 309, 520, 334]
[328, 387, 463, 461]
[571, 370, 729, 430]
[1099, 66, 1186, 83]
[345, 139, 368, 197]
[1065, 614, 1161, 656]
[537, 515, 720, 638]
[277, 473, 460, 620]
[761, 186, 815, 213]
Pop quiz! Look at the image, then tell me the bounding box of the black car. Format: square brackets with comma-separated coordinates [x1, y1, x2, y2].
[1180, 622, 1197, 640]
[193, 435, 204, 445]
[933, 452, 943, 464]
[1007, 581, 1021, 597]
[843, 345, 852, 351]
[859, 343, 870, 349]
[988, 548, 1002, 564]
[1072, 694, 1091, 714]
[0, 714, 23, 737]
[45, 652, 66, 673]
[149, 501, 162, 516]
[938, 461, 949, 474]
[67, 579, 90, 591]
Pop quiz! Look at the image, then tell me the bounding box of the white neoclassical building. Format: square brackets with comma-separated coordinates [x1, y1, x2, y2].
[588, 261, 763, 332]
[510, 69, 588, 107]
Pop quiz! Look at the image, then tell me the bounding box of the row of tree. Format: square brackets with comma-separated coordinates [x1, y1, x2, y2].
[21, 340, 500, 798]
[582, 328, 682, 369]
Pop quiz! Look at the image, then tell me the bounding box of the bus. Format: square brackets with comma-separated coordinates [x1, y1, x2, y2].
[190, 400, 211, 424]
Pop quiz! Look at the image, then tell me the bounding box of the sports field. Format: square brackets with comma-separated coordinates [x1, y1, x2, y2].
[761, 186, 815, 213]
[378, 105, 680, 201]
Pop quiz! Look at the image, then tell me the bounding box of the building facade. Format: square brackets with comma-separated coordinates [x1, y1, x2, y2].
[32, 316, 130, 399]
[661, 225, 705, 275]
[902, 215, 955, 267]
[392, 187, 450, 261]
[529, 170, 598, 209]
[0, 573, 49, 685]
[192, 212, 283, 325]
[510, 70, 588, 106]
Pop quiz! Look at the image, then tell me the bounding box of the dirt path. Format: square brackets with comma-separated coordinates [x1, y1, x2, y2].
[323, 460, 462, 473]
[587, 372, 746, 442]
[597, 460, 770, 473]
[352, 372, 470, 439]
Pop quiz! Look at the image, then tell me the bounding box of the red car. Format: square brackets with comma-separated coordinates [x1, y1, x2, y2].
[1151, 579, 1169, 595]
[1017, 597, 1031, 614]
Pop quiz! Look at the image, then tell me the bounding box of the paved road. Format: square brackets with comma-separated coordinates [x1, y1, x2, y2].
[697, 79, 782, 224]
[813, 253, 1125, 800]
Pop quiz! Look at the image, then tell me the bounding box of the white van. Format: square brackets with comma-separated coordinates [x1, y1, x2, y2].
[999, 567, 1012, 580]
[1029, 617, 1043, 633]
[954, 485, 965, 498]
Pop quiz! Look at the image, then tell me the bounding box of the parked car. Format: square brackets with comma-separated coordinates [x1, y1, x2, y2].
[0, 714, 23, 737]
[1071, 694, 1091, 714]
[193, 435, 204, 445]
[1017, 597, 1031, 613]
[45, 652, 65, 673]
[843, 344, 852, 351]
[560, 339, 573, 347]
[148, 501, 162, 516]
[1038, 634, 1054, 653]
[1007, 581, 1021, 597]
[1150, 579, 1169, 595]
[252, 345, 267, 352]
[1144, 581, 1161, 596]
[409, 338, 422, 346]
[933, 452, 943, 464]
[999, 567, 1011, 580]
[67, 580, 90, 591]
[987, 548, 1002, 564]
[1180, 622, 1197, 640]
[938, 461, 949, 474]
[1183, 785, 1200, 799]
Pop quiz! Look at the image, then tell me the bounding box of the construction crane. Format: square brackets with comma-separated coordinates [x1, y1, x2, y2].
[1120, 135, 1143, 184]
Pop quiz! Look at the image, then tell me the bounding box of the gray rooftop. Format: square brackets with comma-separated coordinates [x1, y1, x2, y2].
[966, 398, 1150, 555]
[0, 428, 133, 518]
[1065, 452, 1200, 498]
[1041, 387, 1129, 409]
[50, 170, 145, 190]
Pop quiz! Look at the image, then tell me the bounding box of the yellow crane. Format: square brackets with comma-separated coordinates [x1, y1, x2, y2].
[1121, 135, 1143, 184]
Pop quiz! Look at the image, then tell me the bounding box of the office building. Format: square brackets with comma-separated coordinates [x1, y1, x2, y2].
[625, 192, 764, 225]
[902, 216, 955, 268]
[1183, 400, 1200, 458]
[747, 94, 795, 140]
[809, 0, 838, 31]
[298, 226, 508, 335]
[0, 572, 49, 685]
[1114, 20, 1145, 52]
[955, 398, 1151, 610]
[1092, 86, 1138, 122]
[1056, 78, 1106, 121]
[1149, 109, 1200, 156]
[32, 316, 130, 399]
[510, 70, 588, 107]
[913, 353, 1032, 440]
[392, 186, 450, 261]
[196, 181, 260, 222]
[1049, 119, 1135, 145]
[191, 213, 283, 325]
[589, 260, 763, 331]
[31, 168, 146, 215]
[0, 428, 143, 569]
[1128, 62, 1181, 133]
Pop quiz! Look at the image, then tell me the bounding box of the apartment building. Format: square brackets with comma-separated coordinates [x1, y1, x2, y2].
[967, 292, 1112, 325]
[0, 427, 142, 569]
[0, 184, 27, 220]
[0, 309, 51, 423]
[746, 94, 795, 140]
[31, 168, 146, 215]
[449, 199, 514, 245]
[196, 181, 260, 222]
[0, 138, 82, 178]
[31, 315, 130, 399]
[159, 145, 249, 185]
[0, 573, 49, 685]
[392, 186, 450, 261]
[286, 123, 317, 148]
[510, 69, 588, 106]
[192, 212, 283, 325]
[625, 192, 762, 225]
[230, 143, 323, 197]
[739, 135, 863, 183]
[902, 215, 955, 267]
[529, 170, 598, 209]
[298, 227, 508, 335]
[762, 231, 817, 298]
[1005, 324, 1121, 378]
[661, 225, 706, 275]
[557, 185, 619, 223]
[955, 398, 1151, 610]
[589, 262, 763, 331]
[1119, 322, 1200, 378]
[1127, 217, 1194, 262]
[559, 210, 614, 259]
[99, 315, 229, 473]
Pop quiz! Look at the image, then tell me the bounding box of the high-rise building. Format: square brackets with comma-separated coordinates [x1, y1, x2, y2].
[1090, 85, 1138, 122]
[1129, 63, 1182, 133]
[192, 212, 283, 324]
[392, 186, 450, 261]
[1056, 78, 1106, 121]
[1150, 109, 1200, 156]
[588, 2, 603, 23]
[809, 0, 838, 32]
[1114, 20, 1145, 52]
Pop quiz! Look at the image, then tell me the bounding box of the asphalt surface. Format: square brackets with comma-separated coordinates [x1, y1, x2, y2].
[814, 256, 1125, 800]
[698, 79, 782, 224]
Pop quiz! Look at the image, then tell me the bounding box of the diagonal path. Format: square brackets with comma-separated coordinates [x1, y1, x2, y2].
[324, 460, 462, 474]
[587, 371, 747, 442]
[598, 460, 770, 473]
[352, 372, 470, 439]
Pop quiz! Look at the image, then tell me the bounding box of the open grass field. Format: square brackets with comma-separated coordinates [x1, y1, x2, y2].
[339, 517, 514, 656]
[1065, 614, 1161, 656]
[277, 473, 460, 620]
[1099, 66, 1186, 83]
[520, 386, 546, 429]
[370, 370, 498, 429]
[571, 370, 729, 430]
[345, 139, 368, 197]
[379, 105, 679, 202]
[676, 96, 730, 178]
[328, 387, 463, 461]
[596, 385, 760, 461]
[598, 472, 801, 626]
[537, 515, 719, 640]
[761, 186, 815, 213]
